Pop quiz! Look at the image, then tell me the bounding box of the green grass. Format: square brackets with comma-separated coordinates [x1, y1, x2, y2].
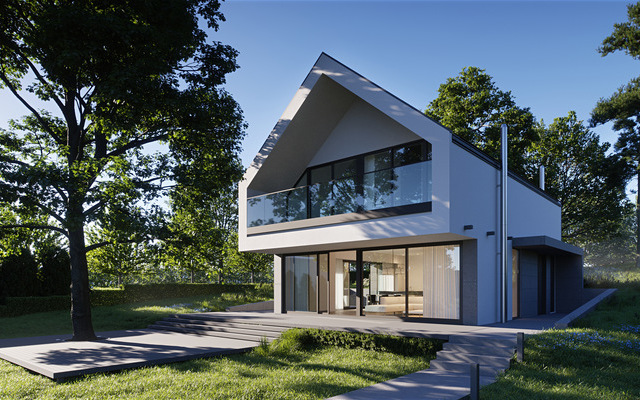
[481, 285, 640, 399]
[0, 321, 434, 400]
[0, 291, 271, 339]
[0, 344, 430, 400]
[0, 295, 436, 400]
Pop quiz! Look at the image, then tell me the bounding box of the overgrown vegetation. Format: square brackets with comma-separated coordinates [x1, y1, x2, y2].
[482, 273, 640, 399]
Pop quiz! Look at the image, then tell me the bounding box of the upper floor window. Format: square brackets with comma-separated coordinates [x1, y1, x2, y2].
[247, 140, 432, 227]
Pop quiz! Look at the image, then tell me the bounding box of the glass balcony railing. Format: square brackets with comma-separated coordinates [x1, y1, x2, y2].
[247, 160, 432, 228]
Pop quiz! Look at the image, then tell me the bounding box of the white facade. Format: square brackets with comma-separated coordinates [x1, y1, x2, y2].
[239, 53, 582, 325]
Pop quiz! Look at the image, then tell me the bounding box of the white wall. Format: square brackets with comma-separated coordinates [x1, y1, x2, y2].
[309, 99, 419, 166]
[449, 144, 561, 324]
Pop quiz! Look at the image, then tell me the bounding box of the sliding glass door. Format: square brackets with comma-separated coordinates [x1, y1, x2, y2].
[285, 244, 460, 321]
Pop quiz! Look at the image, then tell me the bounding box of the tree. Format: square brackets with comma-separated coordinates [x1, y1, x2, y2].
[163, 184, 239, 283]
[425, 67, 538, 175]
[591, 2, 640, 267]
[0, 1, 244, 340]
[86, 221, 148, 287]
[224, 233, 272, 283]
[530, 112, 630, 244]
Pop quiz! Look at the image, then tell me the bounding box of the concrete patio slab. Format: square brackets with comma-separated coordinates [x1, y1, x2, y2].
[0, 329, 255, 381]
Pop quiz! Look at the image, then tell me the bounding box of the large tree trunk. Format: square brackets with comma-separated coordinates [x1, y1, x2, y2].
[69, 227, 97, 341]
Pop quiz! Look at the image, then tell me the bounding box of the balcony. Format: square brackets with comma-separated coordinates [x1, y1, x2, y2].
[247, 160, 432, 228]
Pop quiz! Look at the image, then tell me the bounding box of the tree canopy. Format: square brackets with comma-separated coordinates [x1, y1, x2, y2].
[530, 112, 629, 244]
[591, 2, 640, 266]
[425, 66, 538, 176]
[0, 0, 245, 340]
[427, 68, 630, 252]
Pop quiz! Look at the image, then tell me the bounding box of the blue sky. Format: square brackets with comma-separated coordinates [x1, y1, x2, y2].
[0, 1, 636, 171]
[210, 0, 637, 169]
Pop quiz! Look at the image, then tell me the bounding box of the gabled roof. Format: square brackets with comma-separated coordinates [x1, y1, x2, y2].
[244, 52, 450, 195]
[244, 53, 559, 206]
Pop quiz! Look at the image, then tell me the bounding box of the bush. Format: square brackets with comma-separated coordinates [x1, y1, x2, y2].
[0, 249, 39, 297]
[261, 328, 443, 358]
[38, 247, 71, 296]
[0, 295, 69, 317]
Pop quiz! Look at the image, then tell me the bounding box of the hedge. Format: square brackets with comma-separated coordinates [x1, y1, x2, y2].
[0, 283, 273, 318]
[265, 328, 444, 358]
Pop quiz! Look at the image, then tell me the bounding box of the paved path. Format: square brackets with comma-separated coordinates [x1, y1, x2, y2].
[0, 329, 255, 380]
[327, 369, 496, 400]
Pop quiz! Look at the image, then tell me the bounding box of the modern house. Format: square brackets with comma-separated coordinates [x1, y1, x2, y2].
[238, 53, 583, 325]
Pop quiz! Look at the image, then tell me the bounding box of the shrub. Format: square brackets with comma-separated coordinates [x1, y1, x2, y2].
[0, 249, 39, 297]
[0, 295, 69, 317]
[262, 328, 443, 358]
[38, 247, 71, 296]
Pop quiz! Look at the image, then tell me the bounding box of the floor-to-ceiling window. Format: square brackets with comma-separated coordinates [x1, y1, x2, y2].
[285, 244, 460, 321]
[405, 245, 460, 319]
[285, 255, 318, 312]
[363, 249, 406, 316]
[328, 251, 357, 315]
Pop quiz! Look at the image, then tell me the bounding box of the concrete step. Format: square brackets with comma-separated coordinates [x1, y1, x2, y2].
[430, 359, 505, 376]
[448, 335, 516, 348]
[435, 350, 511, 369]
[148, 324, 272, 343]
[172, 314, 293, 330]
[442, 342, 515, 358]
[163, 317, 288, 333]
[152, 321, 282, 339]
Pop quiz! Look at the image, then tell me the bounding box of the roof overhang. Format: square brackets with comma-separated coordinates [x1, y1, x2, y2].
[512, 235, 583, 256]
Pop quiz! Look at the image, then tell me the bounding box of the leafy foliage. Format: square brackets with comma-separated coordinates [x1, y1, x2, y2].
[0, 0, 245, 339]
[530, 112, 630, 244]
[591, 2, 640, 266]
[425, 66, 538, 175]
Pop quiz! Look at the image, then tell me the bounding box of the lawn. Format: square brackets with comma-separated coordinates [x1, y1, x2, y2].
[481, 285, 640, 399]
[0, 294, 439, 400]
[0, 292, 270, 339]
[0, 341, 431, 400]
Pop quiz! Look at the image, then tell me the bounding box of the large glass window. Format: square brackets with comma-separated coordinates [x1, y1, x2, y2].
[285, 255, 318, 312]
[248, 140, 432, 227]
[288, 244, 460, 320]
[413, 245, 460, 319]
[363, 248, 406, 316]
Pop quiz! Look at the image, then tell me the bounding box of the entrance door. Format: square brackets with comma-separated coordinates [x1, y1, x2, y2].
[538, 255, 547, 315]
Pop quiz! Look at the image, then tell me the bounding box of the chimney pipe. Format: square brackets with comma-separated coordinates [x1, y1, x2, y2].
[500, 124, 508, 324]
[539, 165, 545, 191]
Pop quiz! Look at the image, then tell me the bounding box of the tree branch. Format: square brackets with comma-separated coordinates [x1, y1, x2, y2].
[86, 238, 137, 252]
[83, 201, 104, 218]
[106, 133, 169, 158]
[0, 224, 68, 237]
[33, 202, 66, 225]
[0, 69, 64, 145]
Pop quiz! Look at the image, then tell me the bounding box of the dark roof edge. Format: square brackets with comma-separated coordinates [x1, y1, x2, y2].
[512, 236, 583, 256]
[452, 135, 561, 207]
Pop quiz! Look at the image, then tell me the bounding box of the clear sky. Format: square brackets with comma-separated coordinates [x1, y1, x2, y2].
[209, 0, 637, 169]
[0, 1, 637, 171]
